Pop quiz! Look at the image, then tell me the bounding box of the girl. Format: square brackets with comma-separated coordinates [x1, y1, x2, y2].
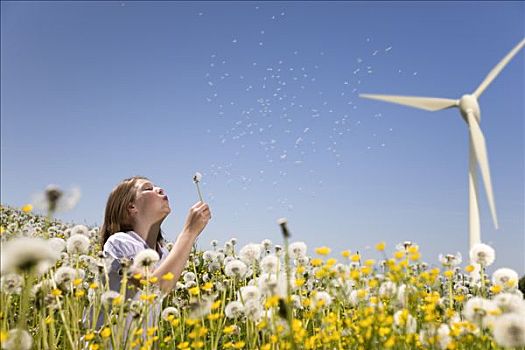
[100, 176, 211, 296]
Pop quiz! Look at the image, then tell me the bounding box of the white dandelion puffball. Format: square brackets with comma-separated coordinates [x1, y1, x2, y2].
[313, 291, 332, 308]
[493, 293, 525, 315]
[239, 243, 262, 264]
[70, 224, 90, 237]
[225, 301, 245, 319]
[243, 300, 263, 322]
[1, 273, 24, 295]
[493, 313, 525, 348]
[183, 271, 196, 283]
[66, 234, 90, 255]
[469, 243, 495, 266]
[463, 297, 499, 326]
[288, 241, 307, 259]
[258, 273, 288, 298]
[161, 307, 180, 321]
[277, 217, 287, 225]
[260, 255, 280, 274]
[54, 266, 79, 285]
[2, 329, 33, 350]
[132, 249, 160, 270]
[193, 172, 202, 183]
[438, 252, 462, 266]
[101, 290, 121, 306]
[239, 285, 261, 302]
[225, 259, 248, 278]
[379, 281, 398, 298]
[0, 237, 59, 275]
[437, 324, 452, 350]
[394, 310, 417, 334]
[48, 237, 67, 253]
[492, 268, 519, 289]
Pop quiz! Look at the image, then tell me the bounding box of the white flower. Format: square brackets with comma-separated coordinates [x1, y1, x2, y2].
[66, 234, 90, 255]
[438, 252, 462, 266]
[313, 291, 332, 308]
[379, 281, 397, 298]
[187, 297, 213, 319]
[492, 268, 519, 289]
[101, 290, 121, 307]
[193, 172, 202, 183]
[70, 224, 90, 237]
[48, 237, 67, 253]
[258, 273, 290, 298]
[161, 307, 180, 321]
[132, 249, 160, 270]
[183, 272, 196, 283]
[394, 310, 417, 333]
[493, 293, 525, 315]
[225, 301, 245, 319]
[202, 250, 217, 262]
[239, 243, 262, 264]
[436, 324, 452, 350]
[493, 313, 525, 348]
[261, 239, 272, 250]
[288, 241, 307, 259]
[2, 329, 33, 350]
[239, 286, 261, 302]
[0, 273, 24, 294]
[0, 237, 59, 275]
[224, 259, 247, 278]
[463, 297, 499, 327]
[243, 300, 263, 322]
[54, 266, 80, 285]
[260, 255, 280, 273]
[277, 217, 287, 225]
[32, 185, 81, 213]
[469, 243, 495, 266]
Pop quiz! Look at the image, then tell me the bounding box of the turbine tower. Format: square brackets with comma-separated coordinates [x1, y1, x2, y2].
[359, 38, 525, 251]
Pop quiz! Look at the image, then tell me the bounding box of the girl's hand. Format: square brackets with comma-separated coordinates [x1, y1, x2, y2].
[182, 202, 211, 239]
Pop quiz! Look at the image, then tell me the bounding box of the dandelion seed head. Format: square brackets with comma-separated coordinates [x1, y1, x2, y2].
[66, 234, 90, 255]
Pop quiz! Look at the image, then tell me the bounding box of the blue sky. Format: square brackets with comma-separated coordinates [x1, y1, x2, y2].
[1, 1, 524, 273]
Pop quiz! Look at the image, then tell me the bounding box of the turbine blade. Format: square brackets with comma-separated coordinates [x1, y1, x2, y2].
[359, 94, 457, 111]
[473, 38, 525, 98]
[467, 112, 499, 229]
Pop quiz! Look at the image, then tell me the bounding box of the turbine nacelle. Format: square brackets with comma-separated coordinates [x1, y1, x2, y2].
[459, 94, 480, 124]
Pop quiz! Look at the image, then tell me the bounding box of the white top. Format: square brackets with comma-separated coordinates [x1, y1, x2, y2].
[104, 230, 169, 296]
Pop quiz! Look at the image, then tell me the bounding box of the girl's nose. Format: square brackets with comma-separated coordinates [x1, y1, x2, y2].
[157, 187, 165, 195]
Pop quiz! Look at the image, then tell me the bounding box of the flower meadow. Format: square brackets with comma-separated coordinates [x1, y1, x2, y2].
[1, 205, 524, 350]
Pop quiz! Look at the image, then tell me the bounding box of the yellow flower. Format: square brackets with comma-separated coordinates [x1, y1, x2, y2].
[163, 336, 172, 343]
[295, 278, 305, 287]
[315, 246, 331, 256]
[407, 245, 419, 254]
[100, 328, 111, 338]
[202, 282, 214, 291]
[384, 336, 395, 348]
[233, 341, 246, 349]
[375, 242, 386, 251]
[89, 282, 98, 289]
[224, 325, 237, 334]
[365, 259, 376, 266]
[133, 273, 143, 280]
[350, 254, 360, 262]
[191, 341, 205, 349]
[147, 327, 157, 337]
[89, 344, 100, 350]
[465, 265, 475, 273]
[326, 258, 337, 266]
[211, 300, 221, 310]
[188, 286, 200, 296]
[394, 251, 405, 260]
[443, 270, 454, 279]
[22, 204, 33, 213]
[75, 290, 85, 298]
[73, 278, 83, 286]
[177, 341, 190, 349]
[85, 333, 95, 341]
[310, 258, 323, 267]
[149, 276, 158, 283]
[162, 272, 174, 281]
[207, 313, 220, 321]
[51, 288, 62, 296]
[490, 285, 502, 294]
[341, 250, 351, 258]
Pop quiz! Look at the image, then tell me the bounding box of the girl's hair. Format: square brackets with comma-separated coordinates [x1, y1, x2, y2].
[100, 176, 164, 247]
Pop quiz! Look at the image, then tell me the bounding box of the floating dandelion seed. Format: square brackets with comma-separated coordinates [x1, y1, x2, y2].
[193, 172, 204, 202]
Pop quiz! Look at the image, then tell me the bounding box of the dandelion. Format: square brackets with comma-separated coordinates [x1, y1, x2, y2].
[239, 285, 261, 302]
[0, 237, 59, 274]
[379, 281, 397, 298]
[54, 266, 79, 285]
[243, 300, 263, 322]
[193, 172, 204, 202]
[2, 329, 33, 350]
[313, 291, 332, 308]
[101, 290, 122, 307]
[493, 293, 525, 315]
[0, 273, 24, 294]
[393, 309, 417, 333]
[315, 246, 331, 256]
[48, 237, 67, 253]
[260, 255, 280, 273]
[66, 234, 90, 254]
[239, 243, 262, 264]
[32, 184, 81, 216]
[438, 252, 462, 266]
[288, 242, 307, 259]
[463, 297, 499, 326]
[261, 239, 272, 251]
[469, 243, 495, 266]
[493, 313, 525, 348]
[161, 307, 180, 321]
[187, 297, 213, 319]
[224, 259, 248, 278]
[492, 268, 519, 289]
[132, 249, 160, 270]
[202, 250, 217, 262]
[225, 301, 245, 319]
[70, 224, 90, 237]
[183, 272, 196, 283]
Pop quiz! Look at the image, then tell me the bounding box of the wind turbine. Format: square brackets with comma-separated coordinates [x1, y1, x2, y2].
[359, 38, 525, 251]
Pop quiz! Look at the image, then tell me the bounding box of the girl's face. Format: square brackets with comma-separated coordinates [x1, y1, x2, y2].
[130, 179, 171, 222]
